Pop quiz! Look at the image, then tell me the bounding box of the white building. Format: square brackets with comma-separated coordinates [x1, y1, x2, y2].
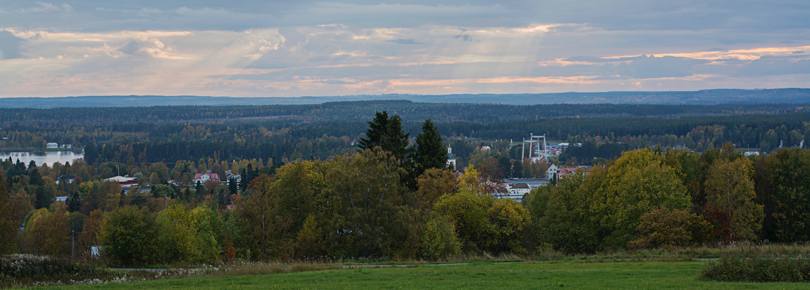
[194, 173, 220, 184]
[546, 164, 558, 179]
[47, 142, 58, 149]
[446, 147, 457, 169]
[506, 183, 532, 196]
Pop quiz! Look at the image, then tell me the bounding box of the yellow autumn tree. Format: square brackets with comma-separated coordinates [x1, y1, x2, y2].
[705, 156, 763, 241]
[414, 168, 459, 211]
[629, 207, 712, 249]
[26, 202, 71, 256]
[434, 189, 530, 253]
[459, 164, 482, 194]
[588, 149, 691, 249]
[78, 209, 104, 259]
[295, 215, 324, 259]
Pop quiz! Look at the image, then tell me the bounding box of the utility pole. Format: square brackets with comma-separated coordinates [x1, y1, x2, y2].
[71, 230, 82, 259]
[521, 138, 525, 163]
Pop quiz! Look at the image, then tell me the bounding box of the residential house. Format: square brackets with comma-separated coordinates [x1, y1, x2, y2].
[104, 176, 139, 189]
[194, 172, 220, 184]
[225, 170, 241, 184]
[57, 174, 77, 185]
[556, 167, 577, 178]
[481, 146, 492, 153]
[546, 164, 558, 179]
[47, 142, 58, 149]
[557, 166, 593, 179]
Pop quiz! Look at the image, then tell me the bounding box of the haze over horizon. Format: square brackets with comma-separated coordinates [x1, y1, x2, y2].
[1, 1, 808, 98]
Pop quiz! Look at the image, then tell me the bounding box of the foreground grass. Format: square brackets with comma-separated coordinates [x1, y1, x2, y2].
[29, 261, 809, 289]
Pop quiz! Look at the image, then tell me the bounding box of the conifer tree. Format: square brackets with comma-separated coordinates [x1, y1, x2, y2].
[229, 178, 238, 195]
[382, 115, 411, 163]
[0, 168, 16, 254]
[414, 119, 447, 177]
[29, 168, 43, 186]
[68, 191, 82, 212]
[358, 111, 390, 151]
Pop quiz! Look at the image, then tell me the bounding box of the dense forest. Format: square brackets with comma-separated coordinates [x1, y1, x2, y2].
[2, 101, 810, 128]
[2, 108, 807, 170]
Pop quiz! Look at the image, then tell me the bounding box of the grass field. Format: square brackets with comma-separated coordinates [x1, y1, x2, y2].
[28, 261, 810, 289]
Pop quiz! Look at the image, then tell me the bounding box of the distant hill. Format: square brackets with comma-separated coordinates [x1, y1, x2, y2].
[1, 88, 809, 108]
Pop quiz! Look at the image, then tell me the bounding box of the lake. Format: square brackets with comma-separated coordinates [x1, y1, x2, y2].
[0, 151, 85, 167]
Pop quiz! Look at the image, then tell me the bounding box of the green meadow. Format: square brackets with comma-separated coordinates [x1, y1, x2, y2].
[29, 261, 809, 289]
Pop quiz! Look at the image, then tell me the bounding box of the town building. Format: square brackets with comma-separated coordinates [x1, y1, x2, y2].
[104, 176, 139, 189]
[499, 178, 549, 201]
[225, 170, 241, 184]
[57, 174, 77, 185]
[546, 164, 558, 179]
[194, 172, 220, 184]
[447, 147, 457, 169]
[557, 166, 594, 179]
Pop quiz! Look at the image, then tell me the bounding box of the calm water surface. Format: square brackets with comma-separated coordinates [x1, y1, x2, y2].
[0, 151, 85, 167]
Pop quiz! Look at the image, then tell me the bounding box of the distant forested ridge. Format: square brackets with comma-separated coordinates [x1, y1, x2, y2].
[0, 88, 808, 108]
[2, 101, 810, 128]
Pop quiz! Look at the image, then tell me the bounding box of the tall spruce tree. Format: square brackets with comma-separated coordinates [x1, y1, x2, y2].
[0, 168, 16, 254]
[84, 142, 99, 164]
[68, 191, 82, 212]
[229, 178, 238, 195]
[29, 168, 43, 186]
[383, 115, 412, 163]
[35, 186, 52, 209]
[414, 119, 447, 177]
[358, 111, 390, 151]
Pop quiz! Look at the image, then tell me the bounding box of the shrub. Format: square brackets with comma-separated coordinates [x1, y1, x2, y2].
[420, 215, 461, 260]
[0, 254, 112, 287]
[629, 207, 712, 249]
[701, 256, 810, 282]
[434, 190, 530, 254]
[99, 206, 160, 266]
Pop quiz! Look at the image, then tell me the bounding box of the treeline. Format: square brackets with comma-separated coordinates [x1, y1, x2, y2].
[525, 144, 810, 253]
[5, 112, 806, 167]
[2, 101, 809, 128]
[0, 112, 459, 263]
[4, 144, 810, 264]
[3, 112, 810, 263]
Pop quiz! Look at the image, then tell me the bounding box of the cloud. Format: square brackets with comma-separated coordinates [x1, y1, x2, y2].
[454, 34, 472, 42]
[733, 56, 810, 77]
[116, 36, 189, 59]
[0, 30, 24, 59]
[0, 1, 808, 97]
[19, 2, 72, 13]
[612, 55, 708, 79]
[386, 38, 424, 45]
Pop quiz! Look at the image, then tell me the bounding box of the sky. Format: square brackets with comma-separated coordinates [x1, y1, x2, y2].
[0, 0, 808, 98]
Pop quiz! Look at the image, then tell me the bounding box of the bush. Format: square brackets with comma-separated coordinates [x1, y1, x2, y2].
[629, 207, 712, 249]
[99, 206, 160, 266]
[434, 189, 531, 254]
[701, 256, 810, 282]
[0, 254, 112, 287]
[420, 215, 461, 260]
